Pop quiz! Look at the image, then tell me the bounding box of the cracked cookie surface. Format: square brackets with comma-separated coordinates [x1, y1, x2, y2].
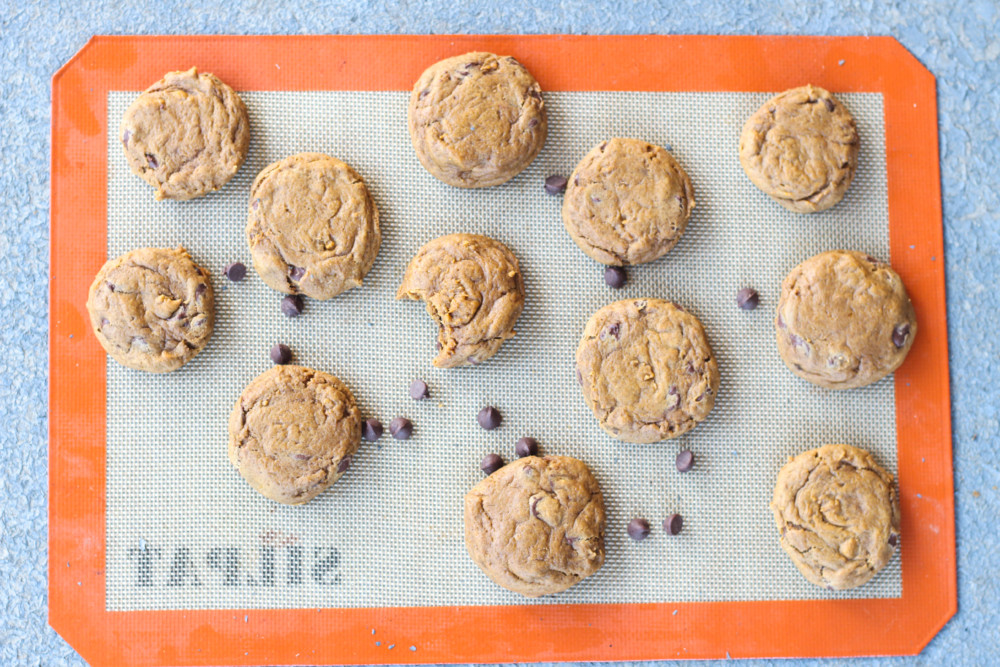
[771, 444, 900, 590]
[120, 67, 250, 201]
[464, 455, 606, 597]
[228, 365, 362, 505]
[739, 85, 859, 213]
[563, 138, 695, 265]
[86, 246, 214, 373]
[247, 152, 381, 300]
[776, 250, 916, 389]
[408, 51, 547, 188]
[576, 299, 719, 443]
[397, 233, 524, 368]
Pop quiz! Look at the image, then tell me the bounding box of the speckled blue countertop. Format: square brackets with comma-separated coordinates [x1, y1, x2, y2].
[1, 1, 997, 665]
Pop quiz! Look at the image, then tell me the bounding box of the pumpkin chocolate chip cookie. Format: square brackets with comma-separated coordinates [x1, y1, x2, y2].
[86, 246, 214, 373]
[247, 153, 381, 300]
[771, 444, 901, 590]
[776, 250, 916, 389]
[228, 365, 362, 505]
[120, 67, 250, 201]
[576, 299, 719, 443]
[408, 51, 547, 188]
[739, 85, 859, 213]
[464, 455, 606, 597]
[563, 138, 695, 266]
[397, 233, 524, 368]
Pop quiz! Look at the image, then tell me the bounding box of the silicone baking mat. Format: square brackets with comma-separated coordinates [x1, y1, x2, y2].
[50, 35, 954, 664]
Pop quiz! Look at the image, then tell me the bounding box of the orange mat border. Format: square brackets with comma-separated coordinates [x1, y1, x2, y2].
[49, 35, 954, 665]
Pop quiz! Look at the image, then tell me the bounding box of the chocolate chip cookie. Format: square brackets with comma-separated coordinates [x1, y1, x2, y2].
[464, 455, 606, 597]
[408, 51, 547, 188]
[776, 250, 916, 389]
[120, 67, 250, 201]
[563, 138, 695, 265]
[228, 365, 362, 505]
[86, 246, 214, 373]
[739, 85, 859, 213]
[576, 299, 719, 443]
[397, 233, 524, 368]
[771, 444, 900, 590]
[247, 153, 381, 300]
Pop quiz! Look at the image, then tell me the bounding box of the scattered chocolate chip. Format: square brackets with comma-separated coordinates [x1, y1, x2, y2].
[270, 343, 292, 365]
[280, 295, 304, 318]
[145, 153, 158, 169]
[627, 518, 650, 541]
[527, 88, 542, 100]
[477, 406, 502, 430]
[288, 265, 306, 281]
[892, 323, 910, 348]
[664, 513, 683, 535]
[106, 281, 116, 292]
[576, 367, 583, 385]
[736, 287, 760, 310]
[676, 449, 694, 473]
[363, 418, 383, 441]
[528, 118, 539, 129]
[605, 266, 627, 289]
[824, 98, 835, 112]
[544, 175, 568, 195]
[480, 453, 504, 474]
[121, 129, 130, 144]
[607, 323, 621, 339]
[888, 534, 898, 547]
[252, 198, 260, 210]
[194, 283, 207, 297]
[515, 437, 538, 458]
[409, 379, 429, 400]
[224, 262, 246, 282]
[337, 456, 352, 473]
[389, 417, 412, 440]
[530, 496, 542, 518]
[418, 89, 429, 99]
[294, 453, 310, 460]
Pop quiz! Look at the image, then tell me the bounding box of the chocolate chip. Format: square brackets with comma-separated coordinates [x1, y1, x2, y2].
[477, 406, 502, 430]
[627, 518, 650, 541]
[106, 282, 116, 292]
[664, 513, 683, 535]
[194, 283, 207, 297]
[252, 198, 260, 210]
[389, 417, 412, 440]
[121, 129, 130, 144]
[337, 456, 352, 473]
[280, 295, 304, 318]
[530, 496, 541, 518]
[145, 153, 158, 169]
[363, 418, 383, 441]
[288, 265, 306, 281]
[294, 453, 310, 460]
[409, 379, 429, 400]
[892, 323, 911, 348]
[676, 449, 694, 473]
[270, 343, 292, 365]
[544, 175, 568, 195]
[418, 89, 429, 99]
[736, 287, 759, 310]
[224, 262, 246, 282]
[605, 266, 627, 289]
[607, 323, 620, 339]
[824, 98, 835, 112]
[515, 437, 538, 458]
[528, 118, 539, 129]
[527, 88, 542, 100]
[480, 453, 504, 474]
[889, 534, 898, 547]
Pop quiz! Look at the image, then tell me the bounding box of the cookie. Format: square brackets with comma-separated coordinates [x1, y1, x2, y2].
[120, 67, 250, 201]
[563, 138, 695, 265]
[247, 153, 381, 300]
[464, 455, 606, 597]
[776, 250, 916, 389]
[576, 299, 719, 443]
[771, 444, 900, 590]
[228, 365, 362, 505]
[397, 234, 524, 368]
[408, 52, 547, 188]
[739, 85, 859, 213]
[86, 246, 214, 373]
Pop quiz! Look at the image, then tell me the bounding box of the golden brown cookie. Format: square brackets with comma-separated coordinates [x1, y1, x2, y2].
[576, 299, 719, 443]
[776, 250, 916, 389]
[86, 246, 214, 373]
[408, 51, 547, 188]
[397, 233, 525, 368]
[464, 455, 606, 597]
[739, 85, 859, 213]
[246, 153, 381, 300]
[562, 138, 695, 265]
[120, 67, 250, 201]
[228, 365, 362, 505]
[771, 444, 901, 590]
